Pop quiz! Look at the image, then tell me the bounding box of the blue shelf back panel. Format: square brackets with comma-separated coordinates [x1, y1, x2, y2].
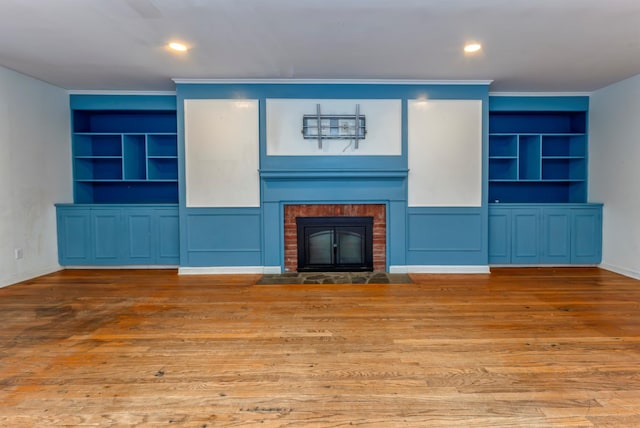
[76, 182, 179, 204]
[74, 111, 177, 133]
[147, 135, 178, 156]
[489, 182, 585, 204]
[176, 82, 490, 269]
[490, 112, 586, 134]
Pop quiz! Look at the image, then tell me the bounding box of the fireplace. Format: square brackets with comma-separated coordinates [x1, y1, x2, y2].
[284, 204, 386, 272]
[297, 217, 373, 272]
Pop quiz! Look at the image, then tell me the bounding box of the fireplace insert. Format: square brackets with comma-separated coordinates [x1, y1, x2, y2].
[296, 216, 373, 272]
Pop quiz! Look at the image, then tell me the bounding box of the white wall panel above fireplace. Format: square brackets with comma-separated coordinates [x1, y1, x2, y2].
[266, 99, 401, 156]
[184, 99, 259, 207]
[407, 99, 482, 207]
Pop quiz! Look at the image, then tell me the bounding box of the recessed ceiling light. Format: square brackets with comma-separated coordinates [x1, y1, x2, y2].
[464, 42, 482, 53]
[168, 42, 188, 52]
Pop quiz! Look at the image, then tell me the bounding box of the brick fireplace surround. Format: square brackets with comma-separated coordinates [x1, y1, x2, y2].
[284, 204, 386, 272]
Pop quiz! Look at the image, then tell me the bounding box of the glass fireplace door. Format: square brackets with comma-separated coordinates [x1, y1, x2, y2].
[297, 217, 373, 272]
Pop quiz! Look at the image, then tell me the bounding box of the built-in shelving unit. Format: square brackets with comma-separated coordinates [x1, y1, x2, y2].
[488, 111, 587, 203]
[486, 96, 601, 266]
[72, 110, 178, 203]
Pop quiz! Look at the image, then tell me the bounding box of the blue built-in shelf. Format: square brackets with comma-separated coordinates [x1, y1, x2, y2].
[488, 108, 588, 203]
[70, 95, 178, 204]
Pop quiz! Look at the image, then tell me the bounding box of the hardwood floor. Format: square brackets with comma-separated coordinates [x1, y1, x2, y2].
[1, 268, 640, 427]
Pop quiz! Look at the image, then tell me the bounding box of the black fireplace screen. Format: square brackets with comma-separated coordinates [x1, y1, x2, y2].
[296, 216, 373, 272]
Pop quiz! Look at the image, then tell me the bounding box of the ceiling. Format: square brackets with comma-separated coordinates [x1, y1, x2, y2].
[1, 0, 639, 92]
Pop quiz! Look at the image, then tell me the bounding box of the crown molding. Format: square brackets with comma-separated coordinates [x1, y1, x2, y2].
[172, 78, 493, 86]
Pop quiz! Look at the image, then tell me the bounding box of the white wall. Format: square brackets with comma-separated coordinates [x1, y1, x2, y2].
[0, 66, 71, 288]
[184, 99, 260, 207]
[589, 73, 640, 279]
[266, 99, 401, 156]
[407, 99, 482, 207]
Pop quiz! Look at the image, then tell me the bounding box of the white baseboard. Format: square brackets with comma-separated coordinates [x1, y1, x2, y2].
[0, 265, 63, 289]
[599, 263, 640, 280]
[63, 265, 178, 269]
[489, 264, 598, 268]
[389, 265, 491, 274]
[179, 266, 282, 275]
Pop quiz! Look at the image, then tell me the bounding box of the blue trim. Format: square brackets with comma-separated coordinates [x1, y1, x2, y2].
[489, 96, 589, 112]
[70, 94, 177, 110]
[262, 177, 407, 204]
[176, 83, 489, 100]
[262, 156, 407, 171]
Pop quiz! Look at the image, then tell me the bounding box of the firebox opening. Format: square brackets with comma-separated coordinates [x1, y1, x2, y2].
[296, 216, 374, 272]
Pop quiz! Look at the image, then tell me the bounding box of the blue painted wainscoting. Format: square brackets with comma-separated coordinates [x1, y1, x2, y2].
[406, 207, 486, 266]
[182, 208, 262, 267]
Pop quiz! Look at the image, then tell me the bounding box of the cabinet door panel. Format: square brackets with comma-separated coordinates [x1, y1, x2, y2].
[511, 209, 539, 264]
[157, 210, 180, 264]
[572, 209, 602, 264]
[57, 208, 92, 264]
[489, 211, 511, 264]
[541, 209, 571, 264]
[125, 210, 154, 262]
[92, 209, 122, 263]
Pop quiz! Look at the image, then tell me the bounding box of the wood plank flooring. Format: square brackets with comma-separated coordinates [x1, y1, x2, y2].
[1, 268, 640, 427]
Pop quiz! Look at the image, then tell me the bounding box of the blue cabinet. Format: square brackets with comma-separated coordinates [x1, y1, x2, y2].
[56, 205, 179, 266]
[488, 204, 602, 265]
